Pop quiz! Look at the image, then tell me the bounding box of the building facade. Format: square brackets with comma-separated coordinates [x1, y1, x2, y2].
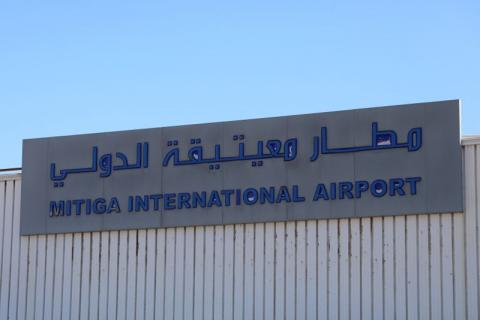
[0, 138, 478, 319]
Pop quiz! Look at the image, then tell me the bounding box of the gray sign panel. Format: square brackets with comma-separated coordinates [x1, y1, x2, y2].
[20, 100, 463, 235]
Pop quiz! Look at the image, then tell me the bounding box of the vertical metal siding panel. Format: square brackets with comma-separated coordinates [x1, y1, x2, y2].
[406, 215, 418, 320]
[296, 221, 306, 320]
[89, 232, 100, 320]
[61, 234, 73, 320]
[213, 225, 224, 320]
[223, 225, 235, 320]
[254, 223, 265, 320]
[417, 215, 429, 320]
[383, 217, 395, 319]
[126, 230, 137, 320]
[317, 220, 328, 320]
[164, 228, 176, 320]
[184, 227, 196, 320]
[117, 230, 128, 320]
[71, 234, 83, 320]
[203, 226, 215, 320]
[476, 146, 480, 320]
[80, 233, 92, 320]
[430, 215, 442, 320]
[350, 219, 361, 320]
[328, 219, 339, 320]
[193, 226, 205, 320]
[136, 229, 147, 320]
[372, 217, 383, 320]
[107, 231, 119, 320]
[174, 227, 185, 320]
[25, 236, 37, 320]
[145, 229, 157, 320]
[285, 222, 296, 320]
[464, 145, 478, 320]
[441, 214, 454, 319]
[306, 220, 317, 320]
[0, 181, 13, 319]
[453, 213, 466, 320]
[34, 235, 46, 320]
[17, 236, 29, 320]
[98, 231, 109, 320]
[233, 224, 244, 320]
[394, 216, 406, 320]
[52, 234, 64, 320]
[244, 224, 255, 320]
[7, 180, 21, 320]
[43, 234, 55, 320]
[274, 222, 285, 320]
[360, 218, 372, 320]
[0, 182, 5, 295]
[264, 223, 275, 320]
[155, 229, 166, 320]
[339, 219, 349, 320]
[0, 181, 10, 317]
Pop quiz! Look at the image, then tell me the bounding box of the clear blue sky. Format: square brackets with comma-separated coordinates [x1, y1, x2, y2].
[1, 1, 479, 168]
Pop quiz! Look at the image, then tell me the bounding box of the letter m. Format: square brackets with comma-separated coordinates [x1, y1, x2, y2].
[49, 201, 65, 217]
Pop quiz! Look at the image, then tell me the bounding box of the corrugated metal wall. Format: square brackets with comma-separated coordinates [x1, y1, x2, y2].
[0, 143, 479, 319]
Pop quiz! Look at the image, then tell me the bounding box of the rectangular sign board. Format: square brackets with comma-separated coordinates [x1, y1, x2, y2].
[21, 100, 463, 235]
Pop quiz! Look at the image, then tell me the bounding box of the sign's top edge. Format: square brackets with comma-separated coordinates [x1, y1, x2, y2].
[23, 99, 460, 142]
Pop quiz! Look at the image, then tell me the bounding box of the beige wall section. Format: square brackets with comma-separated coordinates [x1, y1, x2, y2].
[0, 143, 478, 319]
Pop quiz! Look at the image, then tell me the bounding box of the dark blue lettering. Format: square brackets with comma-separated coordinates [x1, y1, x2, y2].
[164, 193, 176, 210]
[66, 200, 72, 216]
[259, 187, 275, 204]
[208, 191, 222, 207]
[192, 192, 207, 208]
[330, 183, 337, 200]
[339, 182, 353, 199]
[150, 194, 163, 211]
[107, 197, 121, 213]
[292, 185, 305, 202]
[86, 199, 92, 215]
[128, 196, 133, 212]
[93, 198, 106, 214]
[236, 189, 242, 205]
[355, 181, 369, 198]
[221, 190, 234, 206]
[243, 188, 258, 205]
[276, 186, 291, 203]
[135, 195, 149, 212]
[313, 184, 329, 201]
[72, 199, 84, 215]
[371, 180, 387, 197]
[389, 178, 406, 196]
[405, 177, 421, 195]
[178, 193, 191, 209]
[49, 201, 64, 217]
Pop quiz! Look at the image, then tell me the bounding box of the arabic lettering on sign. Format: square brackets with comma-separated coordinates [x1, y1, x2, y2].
[49, 123, 423, 185]
[50, 142, 149, 186]
[310, 122, 422, 161]
[162, 137, 298, 167]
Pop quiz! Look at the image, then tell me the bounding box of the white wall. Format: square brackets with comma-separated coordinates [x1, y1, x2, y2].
[0, 142, 479, 319]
